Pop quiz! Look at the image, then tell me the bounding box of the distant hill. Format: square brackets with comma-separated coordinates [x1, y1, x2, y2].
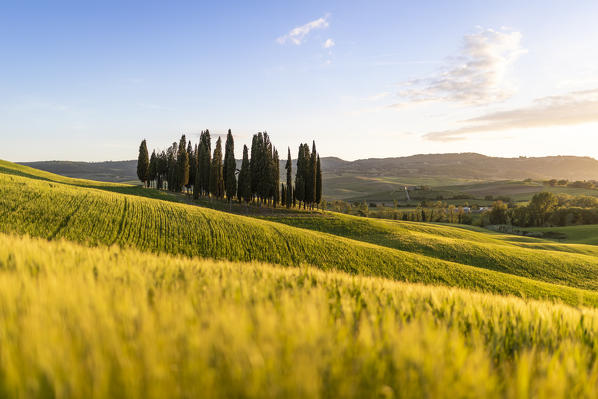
[20, 153, 598, 199]
[19, 160, 138, 183]
[320, 153, 598, 181]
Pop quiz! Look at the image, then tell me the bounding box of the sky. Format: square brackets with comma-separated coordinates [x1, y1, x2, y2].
[1, 0, 598, 162]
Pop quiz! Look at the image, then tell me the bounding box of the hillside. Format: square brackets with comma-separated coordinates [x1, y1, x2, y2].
[3, 160, 598, 307]
[21, 153, 598, 200]
[3, 233, 598, 397]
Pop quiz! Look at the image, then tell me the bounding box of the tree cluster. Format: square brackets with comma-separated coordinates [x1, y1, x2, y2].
[137, 131, 322, 208]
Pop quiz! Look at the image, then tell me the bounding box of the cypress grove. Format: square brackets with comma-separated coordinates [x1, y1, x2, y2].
[139, 132, 322, 209]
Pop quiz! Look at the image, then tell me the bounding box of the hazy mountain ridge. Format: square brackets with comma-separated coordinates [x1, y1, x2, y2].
[19, 153, 598, 184]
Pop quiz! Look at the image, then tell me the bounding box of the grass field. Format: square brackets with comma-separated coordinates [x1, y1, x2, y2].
[6, 159, 598, 397]
[4, 161, 598, 306]
[341, 178, 598, 204]
[520, 225, 598, 245]
[3, 233, 598, 398]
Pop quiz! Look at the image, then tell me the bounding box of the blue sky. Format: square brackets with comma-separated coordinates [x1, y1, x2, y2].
[1, 1, 598, 161]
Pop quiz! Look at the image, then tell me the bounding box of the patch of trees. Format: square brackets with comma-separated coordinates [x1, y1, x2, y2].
[488, 192, 598, 227]
[543, 179, 598, 189]
[137, 131, 322, 208]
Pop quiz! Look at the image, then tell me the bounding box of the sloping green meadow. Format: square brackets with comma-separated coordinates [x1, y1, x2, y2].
[264, 212, 598, 289]
[2, 167, 598, 306]
[1, 233, 598, 398]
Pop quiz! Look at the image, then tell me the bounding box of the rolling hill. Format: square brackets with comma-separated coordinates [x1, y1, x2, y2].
[2, 232, 598, 397]
[5, 159, 598, 397]
[20, 153, 598, 200]
[2, 159, 598, 306]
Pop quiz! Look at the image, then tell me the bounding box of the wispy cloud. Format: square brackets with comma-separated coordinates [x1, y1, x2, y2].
[323, 38, 335, 49]
[392, 28, 526, 107]
[365, 92, 391, 102]
[277, 15, 330, 45]
[424, 89, 598, 141]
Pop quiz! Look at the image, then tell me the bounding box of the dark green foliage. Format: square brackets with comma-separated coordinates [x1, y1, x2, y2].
[157, 151, 167, 190]
[272, 148, 280, 206]
[285, 148, 293, 208]
[281, 183, 286, 206]
[308, 141, 317, 207]
[137, 139, 150, 187]
[140, 132, 322, 207]
[259, 133, 272, 203]
[250, 133, 261, 200]
[187, 141, 195, 192]
[197, 130, 211, 196]
[176, 135, 190, 192]
[148, 150, 157, 188]
[295, 144, 306, 207]
[529, 192, 558, 226]
[316, 154, 322, 206]
[210, 137, 224, 198]
[223, 130, 237, 202]
[237, 145, 251, 203]
[489, 201, 509, 225]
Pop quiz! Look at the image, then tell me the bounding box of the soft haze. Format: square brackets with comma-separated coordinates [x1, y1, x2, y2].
[1, 1, 598, 162]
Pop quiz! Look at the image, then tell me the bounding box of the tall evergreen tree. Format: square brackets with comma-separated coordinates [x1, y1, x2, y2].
[295, 144, 306, 207]
[176, 135, 189, 192]
[137, 139, 150, 187]
[249, 132, 262, 202]
[223, 129, 237, 202]
[285, 148, 292, 208]
[210, 137, 224, 198]
[148, 150, 157, 188]
[261, 133, 273, 204]
[167, 142, 177, 191]
[186, 140, 195, 193]
[281, 183, 286, 207]
[272, 148, 280, 206]
[237, 145, 251, 203]
[157, 150, 167, 190]
[197, 130, 212, 196]
[316, 154, 322, 207]
[309, 141, 317, 208]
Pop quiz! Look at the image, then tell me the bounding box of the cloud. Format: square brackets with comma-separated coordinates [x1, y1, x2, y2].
[365, 92, 391, 102]
[323, 38, 335, 48]
[423, 89, 598, 141]
[277, 15, 330, 45]
[394, 28, 526, 106]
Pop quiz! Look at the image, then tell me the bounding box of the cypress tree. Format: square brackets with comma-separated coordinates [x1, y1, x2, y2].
[167, 142, 177, 191]
[148, 150, 157, 188]
[176, 135, 189, 192]
[210, 137, 224, 198]
[295, 144, 306, 207]
[292, 184, 296, 207]
[187, 141, 195, 193]
[137, 139, 150, 187]
[223, 129, 237, 202]
[195, 144, 201, 199]
[238, 145, 251, 203]
[281, 183, 286, 206]
[157, 151, 167, 190]
[309, 141, 317, 208]
[272, 148, 280, 206]
[316, 154, 322, 207]
[197, 130, 211, 196]
[260, 133, 272, 203]
[285, 148, 292, 208]
[249, 133, 260, 201]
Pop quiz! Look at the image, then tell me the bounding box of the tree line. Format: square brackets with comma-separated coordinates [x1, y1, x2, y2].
[137, 130, 322, 208]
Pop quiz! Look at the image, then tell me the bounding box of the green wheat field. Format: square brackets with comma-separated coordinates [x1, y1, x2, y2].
[4, 159, 598, 398]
